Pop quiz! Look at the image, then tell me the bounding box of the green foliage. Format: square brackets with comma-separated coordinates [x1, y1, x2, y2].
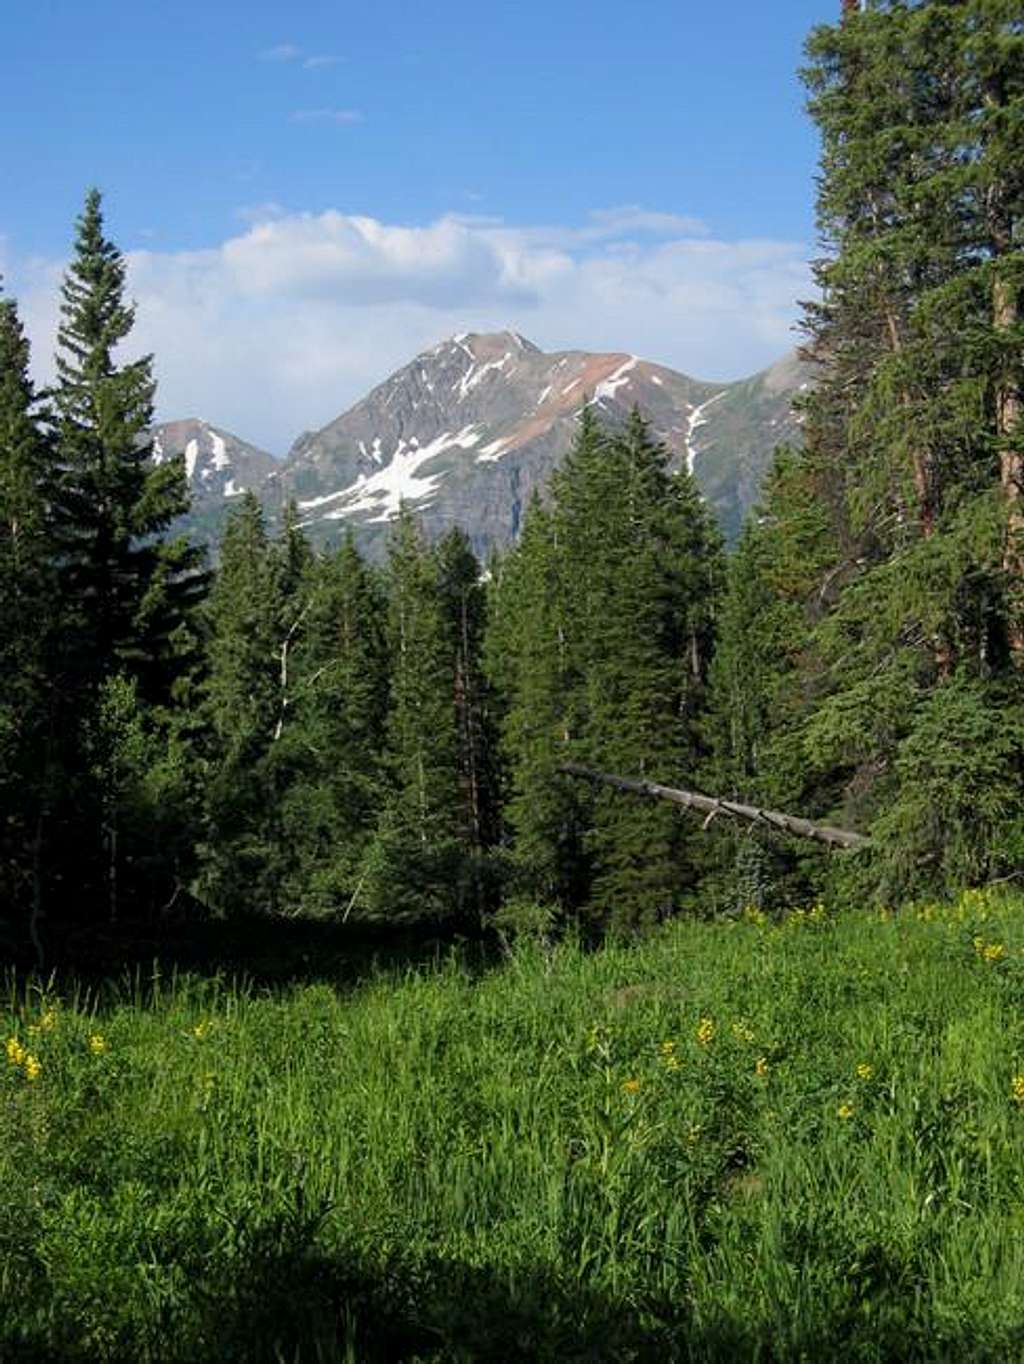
[869, 679, 1024, 899]
[52, 188, 206, 702]
[489, 409, 723, 932]
[0, 289, 56, 940]
[707, 1, 1024, 904]
[365, 512, 497, 926]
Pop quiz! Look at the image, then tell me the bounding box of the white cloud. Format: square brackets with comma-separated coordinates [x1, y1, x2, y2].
[259, 43, 301, 62]
[303, 55, 340, 69]
[6, 206, 811, 456]
[289, 108, 363, 126]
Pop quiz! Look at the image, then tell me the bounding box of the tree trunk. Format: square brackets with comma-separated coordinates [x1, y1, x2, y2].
[560, 763, 870, 851]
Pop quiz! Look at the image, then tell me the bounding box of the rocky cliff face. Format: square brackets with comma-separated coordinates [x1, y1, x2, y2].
[164, 333, 808, 556]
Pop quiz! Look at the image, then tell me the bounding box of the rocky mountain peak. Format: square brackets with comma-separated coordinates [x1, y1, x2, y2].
[152, 417, 276, 514]
[162, 333, 810, 559]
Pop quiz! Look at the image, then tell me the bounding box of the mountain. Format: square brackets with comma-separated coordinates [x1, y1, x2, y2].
[268, 332, 807, 555]
[163, 333, 807, 556]
[152, 418, 276, 540]
[688, 350, 811, 541]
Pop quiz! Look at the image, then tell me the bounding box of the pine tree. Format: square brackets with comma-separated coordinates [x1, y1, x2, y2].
[277, 534, 390, 915]
[367, 509, 475, 923]
[39, 190, 209, 921]
[490, 409, 723, 932]
[52, 188, 206, 702]
[703, 449, 841, 909]
[435, 527, 498, 854]
[574, 411, 722, 931]
[0, 289, 56, 944]
[741, 0, 1024, 897]
[200, 494, 289, 914]
[485, 495, 589, 908]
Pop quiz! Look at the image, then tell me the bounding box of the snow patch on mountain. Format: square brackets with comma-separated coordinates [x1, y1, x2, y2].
[684, 392, 727, 473]
[458, 351, 511, 400]
[300, 425, 483, 524]
[593, 357, 637, 403]
[209, 431, 231, 471]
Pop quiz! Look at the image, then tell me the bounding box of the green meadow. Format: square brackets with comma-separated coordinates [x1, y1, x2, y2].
[5, 890, 1024, 1361]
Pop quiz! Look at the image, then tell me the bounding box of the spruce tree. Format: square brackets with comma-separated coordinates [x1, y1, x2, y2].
[278, 534, 390, 915]
[732, 0, 1024, 897]
[52, 188, 206, 702]
[573, 411, 722, 931]
[367, 509, 474, 923]
[37, 190, 209, 921]
[435, 527, 498, 854]
[200, 494, 289, 914]
[485, 495, 589, 908]
[490, 409, 723, 932]
[0, 290, 56, 943]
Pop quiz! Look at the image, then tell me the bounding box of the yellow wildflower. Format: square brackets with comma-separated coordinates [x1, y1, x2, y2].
[89, 1034, 107, 1056]
[983, 943, 1006, 963]
[659, 1039, 676, 1054]
[40, 1010, 57, 1032]
[837, 1103, 855, 1121]
[755, 1056, 769, 1078]
[622, 1077, 642, 1095]
[1011, 1074, 1024, 1104]
[23, 1054, 40, 1082]
[696, 1017, 715, 1047]
[6, 1037, 26, 1067]
[664, 1055, 682, 1072]
[856, 1063, 874, 1081]
[731, 1020, 755, 1043]
[192, 1020, 212, 1039]
[685, 1122, 702, 1145]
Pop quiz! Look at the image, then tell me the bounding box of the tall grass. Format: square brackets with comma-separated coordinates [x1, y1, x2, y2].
[4, 889, 1024, 1360]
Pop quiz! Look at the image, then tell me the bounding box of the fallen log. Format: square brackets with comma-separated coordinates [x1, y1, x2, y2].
[559, 763, 870, 852]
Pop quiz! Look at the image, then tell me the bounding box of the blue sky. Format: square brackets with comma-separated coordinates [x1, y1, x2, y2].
[2, 0, 837, 452]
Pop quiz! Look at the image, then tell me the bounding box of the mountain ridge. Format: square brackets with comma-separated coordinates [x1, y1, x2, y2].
[155, 331, 808, 555]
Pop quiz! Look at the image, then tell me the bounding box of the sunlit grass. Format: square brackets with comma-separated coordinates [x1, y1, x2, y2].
[3, 888, 1024, 1359]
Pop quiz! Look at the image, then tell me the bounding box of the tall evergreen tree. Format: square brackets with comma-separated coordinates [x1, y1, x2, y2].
[435, 526, 499, 857]
[489, 409, 723, 932]
[0, 289, 56, 946]
[719, 0, 1024, 898]
[485, 495, 589, 908]
[35, 190, 209, 922]
[200, 493, 292, 915]
[52, 188, 206, 702]
[277, 534, 390, 915]
[367, 509, 491, 924]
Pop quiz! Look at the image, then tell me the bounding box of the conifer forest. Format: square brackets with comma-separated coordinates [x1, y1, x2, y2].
[1, 3, 1023, 1359]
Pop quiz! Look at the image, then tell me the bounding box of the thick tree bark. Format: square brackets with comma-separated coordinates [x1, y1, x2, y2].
[560, 763, 870, 851]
